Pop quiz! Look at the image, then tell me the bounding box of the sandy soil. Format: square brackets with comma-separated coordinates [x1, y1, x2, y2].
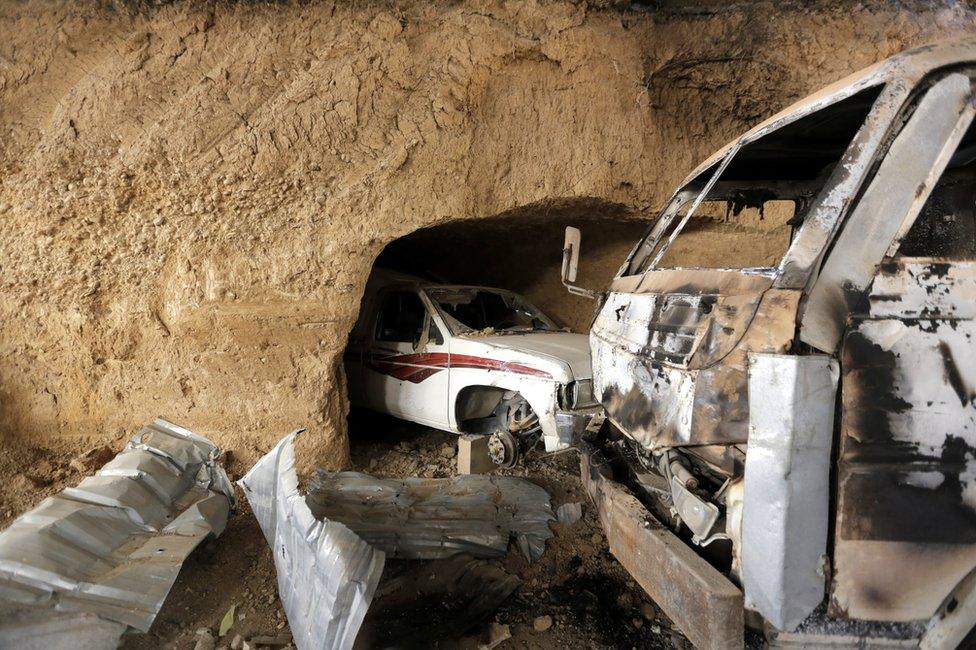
[2, 1, 976, 645]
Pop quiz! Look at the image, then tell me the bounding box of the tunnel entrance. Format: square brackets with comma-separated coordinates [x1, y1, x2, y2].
[342, 198, 647, 466]
[373, 199, 645, 333]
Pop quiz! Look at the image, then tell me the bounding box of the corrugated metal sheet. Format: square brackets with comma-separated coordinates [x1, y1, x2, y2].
[239, 432, 385, 650]
[0, 418, 234, 648]
[306, 470, 554, 562]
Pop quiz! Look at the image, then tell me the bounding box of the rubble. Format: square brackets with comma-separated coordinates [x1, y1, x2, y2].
[0, 418, 234, 649]
[68, 444, 114, 473]
[556, 501, 583, 526]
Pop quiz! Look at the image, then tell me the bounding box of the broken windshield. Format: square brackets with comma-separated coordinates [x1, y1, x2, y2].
[623, 83, 884, 276]
[427, 288, 558, 335]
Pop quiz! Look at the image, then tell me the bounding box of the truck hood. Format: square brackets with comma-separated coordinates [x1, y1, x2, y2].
[474, 332, 593, 382]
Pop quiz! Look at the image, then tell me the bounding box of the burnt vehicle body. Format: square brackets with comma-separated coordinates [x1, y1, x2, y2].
[562, 40, 976, 648]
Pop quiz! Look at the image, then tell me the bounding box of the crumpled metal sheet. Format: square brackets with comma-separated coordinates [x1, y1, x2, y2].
[306, 469, 554, 562]
[238, 432, 385, 650]
[0, 418, 234, 648]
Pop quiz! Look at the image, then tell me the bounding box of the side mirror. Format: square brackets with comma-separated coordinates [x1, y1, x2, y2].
[562, 226, 581, 284]
[560, 226, 601, 300]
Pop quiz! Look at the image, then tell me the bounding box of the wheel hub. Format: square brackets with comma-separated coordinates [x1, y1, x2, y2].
[487, 430, 520, 468]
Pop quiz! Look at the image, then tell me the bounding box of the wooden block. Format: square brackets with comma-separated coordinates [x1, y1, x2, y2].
[457, 434, 493, 474]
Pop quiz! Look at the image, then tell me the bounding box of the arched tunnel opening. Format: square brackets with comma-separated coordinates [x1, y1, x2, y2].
[342, 199, 648, 468]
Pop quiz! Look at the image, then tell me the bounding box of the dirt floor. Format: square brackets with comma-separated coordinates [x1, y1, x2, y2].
[0, 413, 691, 649]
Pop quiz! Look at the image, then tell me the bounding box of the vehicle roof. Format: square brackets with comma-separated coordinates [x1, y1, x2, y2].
[679, 37, 976, 189]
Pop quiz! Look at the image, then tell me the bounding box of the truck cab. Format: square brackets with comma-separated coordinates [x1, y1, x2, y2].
[563, 39, 976, 648]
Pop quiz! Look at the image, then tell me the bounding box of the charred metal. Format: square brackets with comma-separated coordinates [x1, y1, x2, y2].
[565, 38, 976, 647]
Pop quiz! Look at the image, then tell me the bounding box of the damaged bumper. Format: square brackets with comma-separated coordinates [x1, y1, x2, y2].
[552, 406, 604, 448]
[580, 442, 744, 650]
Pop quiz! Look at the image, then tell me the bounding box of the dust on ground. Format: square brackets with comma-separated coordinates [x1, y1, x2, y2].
[1, 412, 690, 649]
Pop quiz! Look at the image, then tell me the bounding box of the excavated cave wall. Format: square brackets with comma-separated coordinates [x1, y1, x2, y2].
[1, 0, 974, 468]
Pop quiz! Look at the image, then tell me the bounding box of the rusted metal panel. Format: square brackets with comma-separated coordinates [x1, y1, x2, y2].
[580, 445, 744, 650]
[680, 39, 976, 199]
[921, 566, 976, 649]
[834, 310, 976, 621]
[801, 73, 976, 354]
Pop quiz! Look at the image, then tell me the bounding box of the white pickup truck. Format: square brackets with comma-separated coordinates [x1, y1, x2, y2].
[345, 269, 601, 466]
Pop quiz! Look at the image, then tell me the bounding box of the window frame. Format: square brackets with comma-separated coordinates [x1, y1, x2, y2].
[373, 289, 430, 344]
[620, 80, 890, 279]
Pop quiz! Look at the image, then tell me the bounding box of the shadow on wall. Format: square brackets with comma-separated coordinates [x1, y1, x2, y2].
[376, 198, 649, 333]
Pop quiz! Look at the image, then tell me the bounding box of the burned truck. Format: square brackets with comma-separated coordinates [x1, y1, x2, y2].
[562, 39, 976, 648]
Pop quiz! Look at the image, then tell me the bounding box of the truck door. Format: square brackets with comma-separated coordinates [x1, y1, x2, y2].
[363, 290, 451, 428]
[815, 72, 976, 622]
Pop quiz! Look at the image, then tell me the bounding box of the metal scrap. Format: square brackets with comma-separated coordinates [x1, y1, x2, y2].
[741, 354, 838, 632]
[306, 469, 555, 562]
[0, 418, 234, 649]
[238, 432, 385, 650]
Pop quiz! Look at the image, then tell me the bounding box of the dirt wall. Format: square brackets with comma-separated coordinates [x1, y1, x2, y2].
[1, 0, 974, 468]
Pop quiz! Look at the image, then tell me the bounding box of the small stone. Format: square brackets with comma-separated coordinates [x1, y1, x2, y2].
[250, 634, 292, 646]
[231, 634, 243, 650]
[651, 624, 662, 634]
[483, 622, 511, 649]
[639, 603, 656, 620]
[632, 618, 643, 629]
[533, 615, 553, 632]
[194, 630, 216, 650]
[440, 444, 456, 459]
[617, 592, 633, 609]
[590, 533, 602, 545]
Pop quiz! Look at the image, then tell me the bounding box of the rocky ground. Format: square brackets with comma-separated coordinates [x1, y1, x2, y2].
[1, 411, 690, 649]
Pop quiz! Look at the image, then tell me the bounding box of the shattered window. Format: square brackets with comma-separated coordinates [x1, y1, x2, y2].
[427, 288, 557, 335]
[625, 83, 883, 274]
[897, 120, 976, 258]
[375, 291, 427, 343]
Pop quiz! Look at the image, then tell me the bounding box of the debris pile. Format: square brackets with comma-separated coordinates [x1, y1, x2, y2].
[0, 419, 233, 648]
[241, 431, 556, 649]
